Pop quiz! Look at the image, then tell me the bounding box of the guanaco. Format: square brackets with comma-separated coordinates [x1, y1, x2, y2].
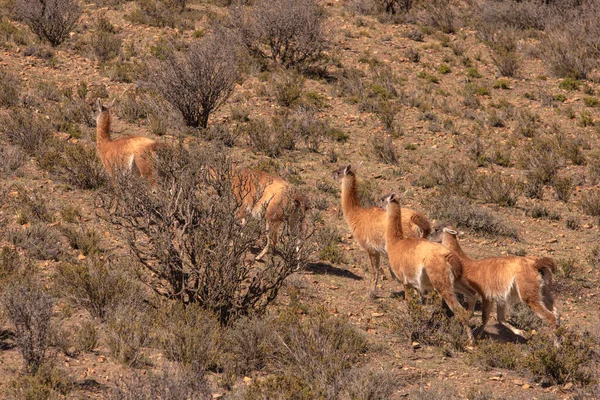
[432, 226, 559, 339]
[232, 168, 309, 261]
[385, 194, 475, 345]
[95, 98, 164, 183]
[332, 165, 431, 297]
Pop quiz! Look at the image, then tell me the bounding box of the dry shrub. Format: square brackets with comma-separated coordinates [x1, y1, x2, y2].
[58, 142, 107, 189]
[106, 301, 152, 367]
[271, 70, 304, 107]
[513, 108, 539, 138]
[579, 189, 600, 217]
[344, 0, 380, 16]
[370, 131, 398, 164]
[520, 136, 564, 199]
[542, 23, 599, 80]
[3, 282, 53, 374]
[86, 14, 122, 62]
[1, 108, 53, 156]
[54, 257, 133, 321]
[127, 0, 189, 28]
[261, 309, 368, 399]
[234, 0, 328, 70]
[149, 32, 237, 128]
[0, 144, 26, 177]
[14, 0, 81, 46]
[7, 224, 63, 261]
[428, 195, 519, 239]
[587, 151, 600, 185]
[341, 368, 398, 400]
[0, 246, 30, 284]
[416, 159, 477, 198]
[224, 316, 273, 376]
[488, 30, 521, 77]
[478, 171, 520, 207]
[246, 117, 295, 157]
[552, 173, 574, 203]
[110, 367, 210, 400]
[475, 0, 546, 41]
[155, 303, 222, 374]
[0, 67, 21, 107]
[391, 294, 467, 352]
[9, 189, 53, 224]
[418, 0, 456, 34]
[98, 144, 312, 325]
[61, 225, 102, 256]
[73, 320, 98, 352]
[5, 361, 72, 399]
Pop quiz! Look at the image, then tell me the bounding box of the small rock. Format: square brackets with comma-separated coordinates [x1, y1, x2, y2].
[243, 377, 252, 384]
[522, 384, 531, 389]
[564, 382, 573, 390]
[372, 312, 384, 317]
[547, 238, 558, 244]
[411, 341, 421, 349]
[78, 254, 87, 261]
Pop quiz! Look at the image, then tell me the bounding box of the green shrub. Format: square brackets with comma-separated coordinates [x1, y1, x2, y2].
[272, 70, 304, 107]
[558, 78, 580, 91]
[493, 79, 510, 89]
[523, 328, 596, 386]
[469, 339, 521, 371]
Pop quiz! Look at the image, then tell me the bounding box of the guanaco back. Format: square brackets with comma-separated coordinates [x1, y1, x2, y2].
[332, 165, 431, 297]
[385, 194, 475, 345]
[232, 168, 309, 261]
[95, 98, 165, 183]
[432, 226, 559, 339]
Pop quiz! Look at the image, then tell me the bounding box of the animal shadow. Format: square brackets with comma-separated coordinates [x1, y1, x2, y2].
[304, 262, 363, 281]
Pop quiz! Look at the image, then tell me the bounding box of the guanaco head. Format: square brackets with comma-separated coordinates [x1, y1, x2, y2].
[331, 164, 353, 180]
[430, 224, 459, 243]
[385, 192, 399, 205]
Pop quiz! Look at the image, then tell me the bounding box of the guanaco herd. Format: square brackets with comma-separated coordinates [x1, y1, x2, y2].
[95, 99, 560, 346]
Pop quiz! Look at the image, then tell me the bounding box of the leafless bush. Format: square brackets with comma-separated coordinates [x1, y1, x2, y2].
[155, 303, 222, 374]
[14, 0, 81, 46]
[552, 173, 574, 202]
[54, 258, 133, 321]
[149, 32, 237, 128]
[0, 246, 32, 284]
[58, 143, 107, 189]
[520, 136, 564, 198]
[0, 67, 21, 107]
[341, 369, 398, 400]
[344, 0, 380, 16]
[110, 367, 210, 400]
[1, 108, 53, 155]
[370, 131, 398, 164]
[97, 144, 312, 325]
[61, 225, 102, 256]
[513, 108, 539, 138]
[428, 195, 519, 239]
[3, 282, 53, 374]
[234, 0, 328, 70]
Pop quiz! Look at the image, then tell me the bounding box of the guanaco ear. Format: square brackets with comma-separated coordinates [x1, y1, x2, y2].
[443, 227, 458, 235]
[106, 98, 117, 108]
[344, 165, 352, 175]
[96, 98, 104, 113]
[387, 193, 396, 203]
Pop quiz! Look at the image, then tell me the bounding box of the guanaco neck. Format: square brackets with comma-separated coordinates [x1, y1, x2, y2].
[341, 173, 361, 214]
[386, 200, 404, 244]
[442, 233, 471, 261]
[96, 109, 112, 148]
